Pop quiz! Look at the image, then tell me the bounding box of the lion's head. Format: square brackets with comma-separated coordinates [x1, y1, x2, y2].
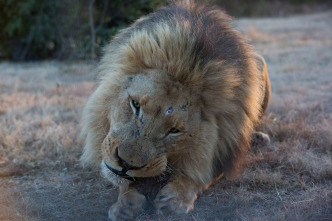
[100, 70, 205, 185]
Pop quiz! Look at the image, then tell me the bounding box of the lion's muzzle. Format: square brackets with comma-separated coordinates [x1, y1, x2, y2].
[116, 144, 149, 169]
[104, 161, 136, 181]
[101, 129, 167, 180]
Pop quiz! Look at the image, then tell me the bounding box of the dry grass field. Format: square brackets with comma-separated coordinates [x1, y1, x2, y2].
[1, 11, 332, 221]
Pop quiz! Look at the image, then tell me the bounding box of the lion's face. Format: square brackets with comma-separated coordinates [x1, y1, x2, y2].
[101, 70, 201, 183]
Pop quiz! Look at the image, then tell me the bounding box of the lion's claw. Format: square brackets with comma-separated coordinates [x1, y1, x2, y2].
[108, 190, 146, 221]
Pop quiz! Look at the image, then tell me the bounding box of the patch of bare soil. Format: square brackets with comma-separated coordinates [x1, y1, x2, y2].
[1, 11, 332, 221]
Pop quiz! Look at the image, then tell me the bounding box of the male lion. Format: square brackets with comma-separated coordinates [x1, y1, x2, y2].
[81, 1, 271, 220]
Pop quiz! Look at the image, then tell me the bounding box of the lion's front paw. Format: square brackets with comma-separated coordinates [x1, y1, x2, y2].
[108, 190, 146, 221]
[154, 184, 196, 216]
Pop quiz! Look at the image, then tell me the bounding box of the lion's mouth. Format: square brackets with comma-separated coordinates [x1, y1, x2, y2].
[104, 162, 136, 181]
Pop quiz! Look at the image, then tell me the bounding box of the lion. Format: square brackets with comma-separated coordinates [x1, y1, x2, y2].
[80, 1, 271, 220]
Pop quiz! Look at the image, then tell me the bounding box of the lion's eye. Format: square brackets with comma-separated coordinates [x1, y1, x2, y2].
[169, 128, 179, 133]
[167, 128, 180, 136]
[131, 100, 140, 115]
[132, 100, 140, 109]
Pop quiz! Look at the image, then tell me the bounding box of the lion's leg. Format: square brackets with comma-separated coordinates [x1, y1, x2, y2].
[252, 54, 271, 148]
[252, 131, 270, 146]
[109, 185, 147, 221]
[154, 176, 200, 216]
[152, 124, 217, 215]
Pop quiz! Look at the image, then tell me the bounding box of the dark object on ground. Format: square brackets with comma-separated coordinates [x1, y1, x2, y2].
[130, 173, 170, 201]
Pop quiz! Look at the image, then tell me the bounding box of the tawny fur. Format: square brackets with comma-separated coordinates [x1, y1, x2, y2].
[81, 1, 270, 220]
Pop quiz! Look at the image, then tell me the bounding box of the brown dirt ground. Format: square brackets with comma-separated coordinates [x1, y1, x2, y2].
[1, 11, 332, 221]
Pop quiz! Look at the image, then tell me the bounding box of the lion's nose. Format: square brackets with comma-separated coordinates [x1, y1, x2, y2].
[115, 148, 146, 171]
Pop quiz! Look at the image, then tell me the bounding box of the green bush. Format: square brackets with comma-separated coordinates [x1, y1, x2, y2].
[0, 0, 165, 61]
[0, 0, 57, 60]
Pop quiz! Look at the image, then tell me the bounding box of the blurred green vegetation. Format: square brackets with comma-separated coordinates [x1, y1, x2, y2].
[0, 0, 165, 60]
[0, 0, 328, 61]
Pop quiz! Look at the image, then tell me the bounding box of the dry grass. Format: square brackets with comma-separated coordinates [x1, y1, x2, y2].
[0, 63, 95, 169]
[1, 11, 332, 221]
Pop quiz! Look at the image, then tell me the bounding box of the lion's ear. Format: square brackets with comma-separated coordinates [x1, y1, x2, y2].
[254, 53, 271, 118]
[80, 85, 110, 168]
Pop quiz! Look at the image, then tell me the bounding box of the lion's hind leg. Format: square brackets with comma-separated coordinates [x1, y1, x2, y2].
[251, 131, 270, 147]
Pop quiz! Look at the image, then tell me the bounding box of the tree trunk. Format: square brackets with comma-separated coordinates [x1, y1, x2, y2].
[89, 0, 96, 60]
